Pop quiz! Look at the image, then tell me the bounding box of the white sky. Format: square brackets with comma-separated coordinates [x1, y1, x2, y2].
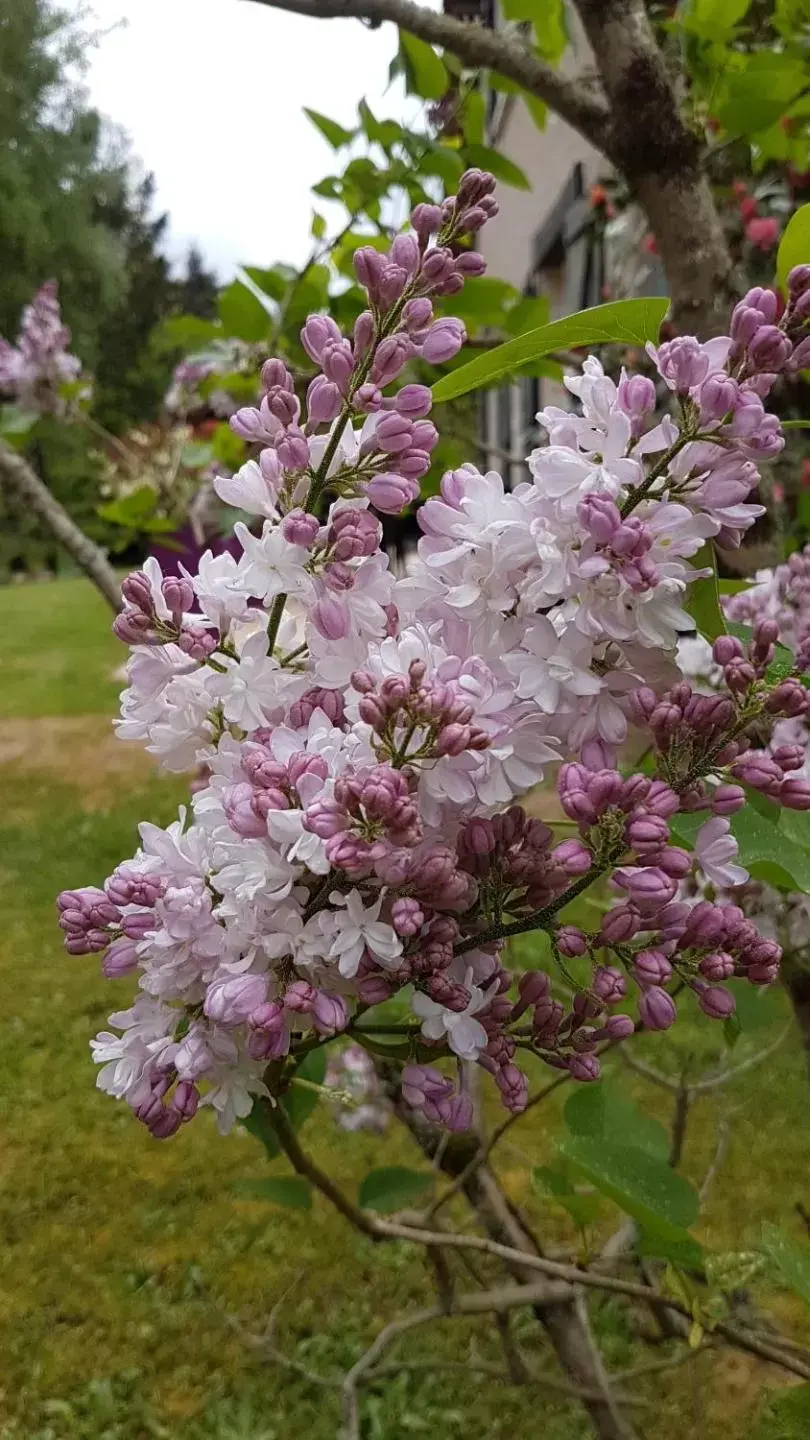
[74, 0, 427, 278]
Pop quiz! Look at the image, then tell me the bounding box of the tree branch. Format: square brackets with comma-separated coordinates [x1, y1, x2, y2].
[0, 438, 122, 613]
[245, 0, 610, 145]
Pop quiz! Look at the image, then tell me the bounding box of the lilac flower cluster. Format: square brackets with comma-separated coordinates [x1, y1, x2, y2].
[56, 175, 809, 1140]
[0, 281, 82, 412]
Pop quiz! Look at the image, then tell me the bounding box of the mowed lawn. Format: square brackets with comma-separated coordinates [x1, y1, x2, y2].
[2, 578, 810, 1440]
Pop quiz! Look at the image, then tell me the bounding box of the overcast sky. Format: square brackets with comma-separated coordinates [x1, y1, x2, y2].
[74, 0, 427, 278]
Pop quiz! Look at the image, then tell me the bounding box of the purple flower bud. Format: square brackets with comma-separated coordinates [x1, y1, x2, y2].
[261, 358, 293, 392]
[634, 949, 672, 986]
[446, 1092, 476, 1129]
[312, 595, 349, 641]
[569, 1053, 600, 1082]
[161, 576, 194, 616]
[370, 335, 413, 387]
[644, 782, 681, 818]
[410, 203, 443, 244]
[121, 570, 155, 613]
[518, 971, 551, 1007]
[557, 925, 588, 958]
[578, 494, 621, 545]
[626, 813, 670, 855]
[780, 778, 810, 810]
[281, 509, 320, 546]
[602, 1013, 634, 1036]
[392, 383, 432, 418]
[591, 966, 627, 1004]
[204, 973, 268, 1026]
[313, 990, 349, 1036]
[170, 1080, 199, 1122]
[420, 317, 466, 364]
[391, 234, 420, 274]
[353, 311, 375, 358]
[614, 867, 677, 913]
[712, 634, 744, 665]
[711, 784, 745, 816]
[697, 984, 735, 1020]
[454, 251, 487, 276]
[699, 951, 735, 981]
[552, 839, 592, 876]
[638, 986, 677, 1031]
[364, 473, 419, 514]
[698, 374, 739, 424]
[306, 375, 342, 425]
[617, 372, 656, 422]
[655, 336, 710, 392]
[113, 610, 155, 645]
[301, 314, 342, 365]
[101, 936, 139, 978]
[748, 325, 792, 373]
[599, 904, 640, 943]
[276, 426, 310, 471]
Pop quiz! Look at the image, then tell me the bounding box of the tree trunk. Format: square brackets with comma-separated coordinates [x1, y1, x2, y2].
[0, 438, 122, 613]
[572, 0, 737, 337]
[385, 1076, 638, 1440]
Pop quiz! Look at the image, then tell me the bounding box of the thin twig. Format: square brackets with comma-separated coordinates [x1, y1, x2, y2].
[699, 1117, 732, 1204]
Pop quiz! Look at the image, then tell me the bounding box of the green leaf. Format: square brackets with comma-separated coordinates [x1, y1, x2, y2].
[420, 145, 465, 188]
[781, 418, 810, 428]
[234, 1177, 312, 1209]
[490, 72, 548, 131]
[723, 1010, 742, 1049]
[460, 143, 530, 191]
[217, 281, 272, 344]
[242, 265, 290, 302]
[762, 1221, 810, 1306]
[311, 212, 327, 240]
[0, 404, 38, 444]
[358, 1166, 433, 1213]
[432, 298, 669, 403]
[563, 1083, 670, 1161]
[241, 1098, 281, 1159]
[155, 314, 220, 352]
[304, 107, 355, 149]
[284, 1045, 328, 1133]
[461, 89, 486, 146]
[532, 1164, 601, 1227]
[504, 295, 551, 336]
[97, 486, 159, 528]
[753, 1382, 810, 1439]
[180, 441, 213, 471]
[714, 54, 807, 136]
[559, 1136, 701, 1264]
[533, 0, 567, 61]
[682, 0, 753, 41]
[731, 804, 810, 893]
[777, 202, 810, 293]
[687, 542, 726, 641]
[211, 421, 246, 471]
[399, 31, 448, 101]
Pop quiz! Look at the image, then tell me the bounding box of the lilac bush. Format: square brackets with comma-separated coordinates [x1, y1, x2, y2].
[0, 280, 83, 413]
[56, 173, 810, 1142]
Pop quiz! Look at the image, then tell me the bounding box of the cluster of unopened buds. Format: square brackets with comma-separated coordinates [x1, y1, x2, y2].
[55, 172, 810, 1143]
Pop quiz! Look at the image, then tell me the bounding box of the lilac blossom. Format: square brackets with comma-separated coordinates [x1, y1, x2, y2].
[56, 186, 810, 1139]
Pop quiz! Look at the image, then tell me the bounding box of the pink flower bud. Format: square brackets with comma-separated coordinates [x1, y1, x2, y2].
[569, 1053, 600, 1082]
[420, 317, 466, 364]
[697, 984, 736, 1020]
[281, 510, 320, 546]
[638, 986, 677, 1031]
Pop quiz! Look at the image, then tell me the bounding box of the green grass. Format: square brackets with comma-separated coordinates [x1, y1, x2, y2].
[1, 577, 810, 1439]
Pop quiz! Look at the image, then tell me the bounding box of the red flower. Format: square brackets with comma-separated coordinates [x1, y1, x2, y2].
[745, 216, 779, 251]
[739, 196, 759, 222]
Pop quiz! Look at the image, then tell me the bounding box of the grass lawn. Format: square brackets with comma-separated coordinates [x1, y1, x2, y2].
[2, 577, 810, 1439]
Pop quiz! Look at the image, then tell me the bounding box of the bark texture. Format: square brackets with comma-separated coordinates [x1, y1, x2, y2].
[0, 437, 122, 613]
[574, 0, 737, 335]
[247, 0, 738, 336]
